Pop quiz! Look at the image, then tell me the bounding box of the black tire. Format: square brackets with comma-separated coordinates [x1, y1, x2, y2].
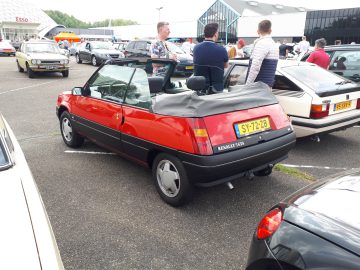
[26, 63, 35, 78]
[254, 166, 273, 177]
[152, 153, 193, 206]
[76, 54, 82, 64]
[91, 56, 98, 66]
[60, 111, 84, 148]
[62, 70, 69, 77]
[17, 61, 24, 72]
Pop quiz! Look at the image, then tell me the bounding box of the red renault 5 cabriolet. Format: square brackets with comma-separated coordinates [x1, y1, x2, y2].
[56, 59, 296, 206]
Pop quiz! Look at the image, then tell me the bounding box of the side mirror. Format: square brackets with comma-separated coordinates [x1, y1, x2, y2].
[186, 76, 206, 91]
[72, 87, 83, 96]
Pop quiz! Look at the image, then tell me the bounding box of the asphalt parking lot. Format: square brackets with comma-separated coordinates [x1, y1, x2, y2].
[0, 56, 359, 270]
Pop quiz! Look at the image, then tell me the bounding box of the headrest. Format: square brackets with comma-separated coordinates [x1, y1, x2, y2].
[148, 77, 164, 94]
[186, 76, 206, 91]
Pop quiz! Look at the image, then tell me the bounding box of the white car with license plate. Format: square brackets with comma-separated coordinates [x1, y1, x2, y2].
[16, 40, 70, 78]
[0, 113, 64, 269]
[225, 60, 360, 138]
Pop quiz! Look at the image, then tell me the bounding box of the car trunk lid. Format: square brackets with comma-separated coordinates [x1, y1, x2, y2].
[202, 104, 291, 150]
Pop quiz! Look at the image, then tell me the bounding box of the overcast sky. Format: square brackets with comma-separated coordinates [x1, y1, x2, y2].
[27, 0, 360, 24]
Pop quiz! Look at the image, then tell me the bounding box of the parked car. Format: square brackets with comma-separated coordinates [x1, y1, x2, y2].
[246, 169, 360, 270]
[0, 113, 64, 269]
[225, 60, 360, 138]
[301, 44, 360, 83]
[0, 40, 16, 56]
[69, 42, 80, 56]
[16, 40, 70, 78]
[56, 59, 296, 206]
[124, 39, 194, 76]
[113, 41, 128, 53]
[75, 41, 124, 66]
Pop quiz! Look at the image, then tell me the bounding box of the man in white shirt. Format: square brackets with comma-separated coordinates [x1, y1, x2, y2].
[298, 36, 310, 53]
[181, 38, 195, 55]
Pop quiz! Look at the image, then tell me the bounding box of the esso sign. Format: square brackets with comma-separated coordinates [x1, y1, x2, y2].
[16, 17, 29, 23]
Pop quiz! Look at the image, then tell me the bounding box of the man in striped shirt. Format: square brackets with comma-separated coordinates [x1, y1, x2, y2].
[245, 20, 279, 87]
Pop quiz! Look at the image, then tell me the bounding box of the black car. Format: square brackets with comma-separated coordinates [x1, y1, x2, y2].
[302, 44, 360, 83]
[75, 41, 124, 66]
[246, 169, 360, 270]
[124, 40, 194, 76]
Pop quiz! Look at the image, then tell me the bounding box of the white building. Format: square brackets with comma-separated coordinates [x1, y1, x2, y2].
[0, 0, 60, 42]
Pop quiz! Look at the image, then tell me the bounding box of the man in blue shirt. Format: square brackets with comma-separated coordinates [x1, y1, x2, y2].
[193, 23, 229, 92]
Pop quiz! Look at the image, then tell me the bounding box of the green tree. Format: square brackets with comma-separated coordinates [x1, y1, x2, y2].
[45, 10, 137, 28]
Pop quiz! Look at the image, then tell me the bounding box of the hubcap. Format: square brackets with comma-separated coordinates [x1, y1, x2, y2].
[76, 55, 80, 62]
[92, 57, 96, 66]
[156, 160, 180, 197]
[62, 117, 73, 142]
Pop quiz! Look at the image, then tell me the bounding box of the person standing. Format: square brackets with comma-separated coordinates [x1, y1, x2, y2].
[306, 38, 330, 69]
[298, 36, 310, 53]
[150, 21, 177, 75]
[236, 39, 246, 58]
[279, 39, 289, 59]
[245, 20, 279, 87]
[181, 38, 195, 55]
[193, 23, 229, 92]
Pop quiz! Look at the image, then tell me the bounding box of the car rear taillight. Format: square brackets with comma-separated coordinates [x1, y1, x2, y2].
[257, 208, 283, 240]
[356, 98, 360, 109]
[310, 104, 329, 119]
[187, 118, 213, 155]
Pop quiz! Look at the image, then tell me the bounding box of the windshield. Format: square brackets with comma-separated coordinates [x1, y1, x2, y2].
[92, 42, 113, 50]
[166, 42, 185, 54]
[26, 43, 60, 54]
[282, 65, 354, 91]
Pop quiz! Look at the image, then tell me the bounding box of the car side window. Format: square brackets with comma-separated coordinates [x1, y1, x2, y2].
[226, 65, 248, 87]
[87, 65, 135, 103]
[273, 75, 302, 91]
[124, 68, 151, 109]
[329, 50, 360, 72]
[135, 41, 147, 51]
[126, 42, 135, 50]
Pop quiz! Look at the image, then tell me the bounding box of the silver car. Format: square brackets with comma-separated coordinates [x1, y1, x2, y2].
[0, 113, 64, 269]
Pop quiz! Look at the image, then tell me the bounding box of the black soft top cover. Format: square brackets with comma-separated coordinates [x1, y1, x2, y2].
[150, 82, 278, 117]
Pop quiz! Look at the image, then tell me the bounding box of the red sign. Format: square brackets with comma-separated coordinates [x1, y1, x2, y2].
[16, 17, 29, 23]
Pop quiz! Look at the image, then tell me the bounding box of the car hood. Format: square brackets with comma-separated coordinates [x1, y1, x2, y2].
[0, 169, 41, 269]
[282, 169, 360, 255]
[27, 53, 68, 60]
[93, 49, 120, 55]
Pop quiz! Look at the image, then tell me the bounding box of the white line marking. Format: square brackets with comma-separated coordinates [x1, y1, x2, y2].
[281, 164, 358, 170]
[0, 81, 55, 95]
[65, 150, 117, 155]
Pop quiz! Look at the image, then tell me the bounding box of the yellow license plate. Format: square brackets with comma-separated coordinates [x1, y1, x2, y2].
[335, 101, 351, 111]
[185, 66, 194, 70]
[235, 117, 271, 137]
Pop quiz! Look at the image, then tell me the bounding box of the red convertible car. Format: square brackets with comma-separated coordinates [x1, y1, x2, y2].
[56, 59, 296, 206]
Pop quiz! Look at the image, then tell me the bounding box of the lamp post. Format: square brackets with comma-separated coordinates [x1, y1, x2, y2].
[156, 6, 163, 21]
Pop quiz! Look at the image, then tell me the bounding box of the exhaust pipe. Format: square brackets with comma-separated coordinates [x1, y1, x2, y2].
[311, 135, 320, 143]
[226, 182, 234, 190]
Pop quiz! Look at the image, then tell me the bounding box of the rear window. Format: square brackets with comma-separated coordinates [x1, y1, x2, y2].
[282, 65, 357, 92]
[296, 175, 360, 230]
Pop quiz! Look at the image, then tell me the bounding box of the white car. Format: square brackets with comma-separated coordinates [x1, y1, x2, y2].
[0, 40, 16, 56]
[225, 60, 360, 138]
[0, 113, 64, 269]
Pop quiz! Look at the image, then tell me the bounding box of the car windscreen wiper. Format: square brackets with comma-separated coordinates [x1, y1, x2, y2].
[335, 80, 353, 85]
